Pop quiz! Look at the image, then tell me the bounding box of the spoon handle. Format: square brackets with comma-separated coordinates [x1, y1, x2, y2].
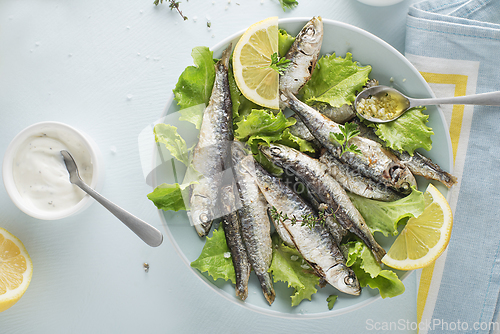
[410, 91, 500, 108]
[75, 180, 163, 247]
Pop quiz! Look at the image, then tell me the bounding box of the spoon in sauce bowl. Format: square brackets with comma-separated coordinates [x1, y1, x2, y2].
[354, 85, 500, 123]
[61, 150, 163, 247]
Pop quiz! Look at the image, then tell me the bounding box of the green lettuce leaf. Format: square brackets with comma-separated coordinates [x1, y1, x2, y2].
[173, 46, 215, 110]
[346, 240, 405, 298]
[278, 28, 295, 57]
[191, 225, 236, 284]
[301, 53, 371, 107]
[234, 109, 296, 152]
[147, 183, 191, 212]
[178, 104, 205, 130]
[348, 187, 425, 237]
[154, 123, 190, 166]
[374, 107, 433, 155]
[277, 128, 316, 154]
[228, 61, 242, 119]
[269, 234, 320, 307]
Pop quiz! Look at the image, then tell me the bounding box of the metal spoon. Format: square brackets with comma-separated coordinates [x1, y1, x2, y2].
[354, 85, 500, 123]
[61, 150, 163, 247]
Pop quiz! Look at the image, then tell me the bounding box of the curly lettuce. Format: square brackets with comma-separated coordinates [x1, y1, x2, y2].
[348, 187, 425, 237]
[173, 46, 215, 109]
[346, 240, 405, 299]
[269, 234, 320, 307]
[374, 107, 433, 155]
[300, 53, 371, 107]
[191, 225, 236, 283]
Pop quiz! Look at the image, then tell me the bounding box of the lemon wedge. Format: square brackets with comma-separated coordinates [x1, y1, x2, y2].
[382, 184, 453, 270]
[232, 16, 279, 109]
[0, 227, 33, 312]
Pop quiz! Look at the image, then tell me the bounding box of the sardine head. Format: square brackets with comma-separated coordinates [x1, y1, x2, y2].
[389, 164, 417, 194]
[259, 144, 283, 161]
[258, 143, 297, 169]
[326, 263, 361, 296]
[190, 194, 214, 237]
[297, 16, 323, 56]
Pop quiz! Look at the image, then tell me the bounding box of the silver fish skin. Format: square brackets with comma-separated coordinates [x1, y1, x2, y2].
[319, 151, 403, 202]
[303, 188, 348, 246]
[260, 143, 386, 263]
[247, 160, 360, 295]
[279, 16, 323, 109]
[280, 89, 417, 194]
[220, 184, 251, 301]
[395, 150, 457, 188]
[190, 44, 233, 237]
[354, 119, 457, 188]
[231, 141, 275, 305]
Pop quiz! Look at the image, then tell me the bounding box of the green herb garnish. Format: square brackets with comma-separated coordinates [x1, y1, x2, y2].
[279, 0, 299, 11]
[153, 0, 188, 21]
[327, 295, 338, 310]
[267, 52, 291, 75]
[269, 206, 334, 229]
[330, 122, 362, 157]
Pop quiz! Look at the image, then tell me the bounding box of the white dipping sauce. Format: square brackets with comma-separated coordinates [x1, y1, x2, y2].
[12, 128, 93, 213]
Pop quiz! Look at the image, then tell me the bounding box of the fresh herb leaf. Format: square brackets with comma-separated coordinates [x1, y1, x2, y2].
[154, 0, 188, 21]
[269, 206, 334, 229]
[329, 122, 361, 157]
[279, 0, 299, 11]
[267, 52, 291, 75]
[327, 295, 338, 310]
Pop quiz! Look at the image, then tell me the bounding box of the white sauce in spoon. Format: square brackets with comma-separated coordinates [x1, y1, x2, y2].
[12, 128, 93, 213]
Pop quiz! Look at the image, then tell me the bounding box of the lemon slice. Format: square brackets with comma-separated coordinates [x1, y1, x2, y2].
[382, 184, 453, 270]
[0, 227, 33, 312]
[232, 16, 279, 109]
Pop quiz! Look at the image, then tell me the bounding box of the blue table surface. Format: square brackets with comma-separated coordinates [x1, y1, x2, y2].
[0, 0, 423, 332]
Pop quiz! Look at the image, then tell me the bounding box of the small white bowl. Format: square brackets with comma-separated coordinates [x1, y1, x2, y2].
[2, 122, 104, 220]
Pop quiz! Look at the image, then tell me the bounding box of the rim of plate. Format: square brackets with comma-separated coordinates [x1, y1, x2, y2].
[151, 17, 453, 319]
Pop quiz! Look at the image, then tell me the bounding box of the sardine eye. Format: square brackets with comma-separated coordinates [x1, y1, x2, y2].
[344, 276, 354, 286]
[199, 213, 210, 223]
[270, 147, 281, 156]
[238, 164, 248, 174]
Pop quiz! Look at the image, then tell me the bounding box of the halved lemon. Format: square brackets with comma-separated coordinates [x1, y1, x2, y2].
[382, 184, 453, 270]
[232, 16, 279, 109]
[0, 227, 33, 312]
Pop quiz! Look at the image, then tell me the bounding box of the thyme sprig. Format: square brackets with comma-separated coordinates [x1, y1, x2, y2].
[269, 206, 334, 229]
[154, 0, 188, 21]
[330, 122, 362, 157]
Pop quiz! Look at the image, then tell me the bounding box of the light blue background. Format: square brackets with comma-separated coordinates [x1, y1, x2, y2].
[1, 0, 422, 333]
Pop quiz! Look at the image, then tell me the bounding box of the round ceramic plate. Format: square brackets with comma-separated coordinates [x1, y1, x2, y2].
[151, 18, 453, 318]
[356, 0, 404, 6]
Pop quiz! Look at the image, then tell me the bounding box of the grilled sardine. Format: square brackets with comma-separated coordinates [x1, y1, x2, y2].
[190, 44, 234, 237]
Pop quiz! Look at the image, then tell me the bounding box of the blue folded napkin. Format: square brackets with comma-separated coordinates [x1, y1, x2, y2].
[405, 1, 500, 333]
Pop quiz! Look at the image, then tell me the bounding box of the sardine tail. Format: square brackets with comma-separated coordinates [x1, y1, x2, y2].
[371, 244, 386, 263]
